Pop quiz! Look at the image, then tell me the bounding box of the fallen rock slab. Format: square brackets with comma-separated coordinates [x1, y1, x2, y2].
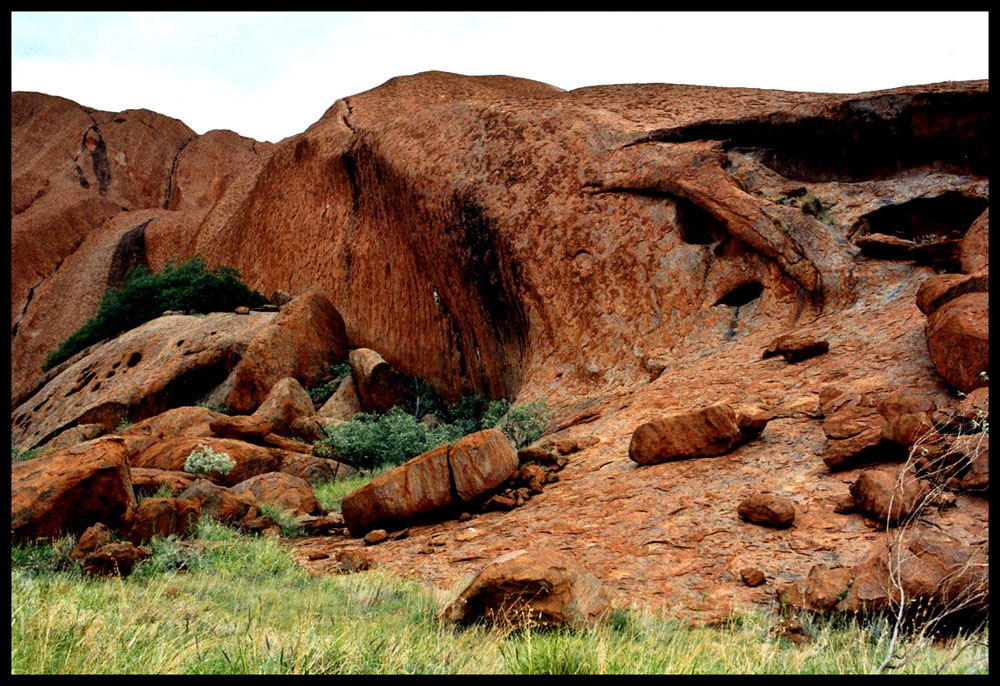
[449, 428, 519, 502]
[11, 436, 136, 543]
[629, 403, 741, 465]
[441, 549, 610, 630]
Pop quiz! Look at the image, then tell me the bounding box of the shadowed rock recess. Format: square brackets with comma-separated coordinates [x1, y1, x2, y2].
[11, 74, 989, 623]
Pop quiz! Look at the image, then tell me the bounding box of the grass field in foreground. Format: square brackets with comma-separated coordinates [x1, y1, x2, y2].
[10, 518, 988, 675]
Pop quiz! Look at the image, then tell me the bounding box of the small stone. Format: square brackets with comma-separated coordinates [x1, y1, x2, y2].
[833, 495, 855, 514]
[458, 512, 473, 522]
[390, 529, 409, 540]
[334, 549, 370, 573]
[307, 551, 329, 561]
[455, 527, 480, 542]
[740, 568, 766, 587]
[364, 529, 389, 545]
[235, 306, 250, 315]
[737, 493, 796, 529]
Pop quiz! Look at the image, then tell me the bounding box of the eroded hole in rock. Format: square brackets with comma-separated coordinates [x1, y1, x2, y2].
[176, 340, 185, 347]
[126, 352, 142, 368]
[854, 192, 988, 242]
[675, 197, 727, 244]
[716, 281, 764, 307]
[91, 381, 102, 392]
[105, 370, 116, 378]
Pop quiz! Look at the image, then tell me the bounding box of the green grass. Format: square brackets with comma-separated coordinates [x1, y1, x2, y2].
[10, 523, 989, 674]
[313, 468, 391, 512]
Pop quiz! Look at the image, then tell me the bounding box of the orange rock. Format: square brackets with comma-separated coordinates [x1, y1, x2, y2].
[925, 292, 989, 394]
[129, 437, 284, 487]
[629, 403, 741, 465]
[441, 549, 610, 629]
[341, 444, 453, 537]
[850, 466, 929, 526]
[449, 428, 519, 502]
[737, 493, 795, 529]
[11, 436, 136, 543]
[317, 375, 362, 423]
[348, 348, 415, 414]
[915, 271, 988, 316]
[177, 478, 254, 525]
[280, 452, 356, 485]
[129, 467, 197, 497]
[230, 472, 321, 516]
[226, 289, 348, 413]
[959, 209, 988, 275]
[122, 497, 200, 544]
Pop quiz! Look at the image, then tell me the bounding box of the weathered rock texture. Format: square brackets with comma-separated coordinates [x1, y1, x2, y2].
[12, 75, 989, 624]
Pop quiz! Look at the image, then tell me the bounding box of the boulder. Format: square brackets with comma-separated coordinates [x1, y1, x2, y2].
[737, 494, 796, 529]
[734, 404, 772, 439]
[253, 377, 317, 436]
[881, 412, 937, 449]
[280, 452, 356, 485]
[11, 314, 270, 451]
[761, 333, 829, 363]
[129, 467, 197, 497]
[209, 413, 274, 441]
[70, 523, 113, 561]
[449, 428, 519, 502]
[122, 497, 200, 544]
[915, 271, 988, 316]
[877, 389, 937, 422]
[341, 444, 454, 537]
[230, 472, 321, 516]
[780, 532, 987, 620]
[364, 529, 389, 545]
[226, 289, 348, 413]
[441, 549, 610, 630]
[348, 348, 415, 414]
[129, 437, 285, 487]
[81, 542, 153, 577]
[11, 436, 136, 543]
[850, 466, 930, 526]
[959, 209, 988, 275]
[178, 478, 255, 524]
[120, 406, 224, 453]
[629, 403, 741, 465]
[38, 423, 105, 454]
[925, 292, 989, 394]
[317, 375, 363, 423]
[740, 568, 766, 587]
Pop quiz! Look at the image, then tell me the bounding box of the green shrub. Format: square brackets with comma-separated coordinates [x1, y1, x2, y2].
[11, 535, 80, 576]
[42, 258, 267, 371]
[494, 400, 551, 449]
[316, 407, 464, 470]
[183, 444, 236, 476]
[195, 401, 232, 415]
[11, 441, 40, 463]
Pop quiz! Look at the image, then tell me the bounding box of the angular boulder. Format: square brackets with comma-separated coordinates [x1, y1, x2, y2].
[230, 471, 321, 516]
[70, 523, 113, 562]
[341, 444, 453, 537]
[629, 403, 741, 465]
[226, 289, 348, 413]
[850, 466, 930, 526]
[348, 347, 415, 414]
[317, 374, 362, 423]
[122, 497, 200, 544]
[737, 493, 796, 529]
[441, 549, 610, 630]
[178, 478, 256, 524]
[925, 292, 989, 394]
[449, 428, 519, 502]
[11, 436, 136, 543]
[129, 437, 285, 487]
[915, 271, 988, 317]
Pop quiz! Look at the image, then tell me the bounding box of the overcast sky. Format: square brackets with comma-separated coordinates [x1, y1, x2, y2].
[11, 11, 989, 143]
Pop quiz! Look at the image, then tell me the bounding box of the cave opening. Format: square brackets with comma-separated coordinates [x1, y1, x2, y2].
[716, 281, 765, 307]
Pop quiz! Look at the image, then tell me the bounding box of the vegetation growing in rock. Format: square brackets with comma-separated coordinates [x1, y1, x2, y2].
[11, 442, 40, 463]
[314, 398, 551, 470]
[183, 444, 236, 477]
[42, 258, 267, 371]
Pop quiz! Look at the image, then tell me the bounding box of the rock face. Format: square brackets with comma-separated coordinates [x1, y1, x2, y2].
[11, 76, 991, 625]
[629, 403, 742, 465]
[11, 313, 271, 450]
[441, 549, 610, 630]
[226, 289, 348, 413]
[11, 437, 136, 543]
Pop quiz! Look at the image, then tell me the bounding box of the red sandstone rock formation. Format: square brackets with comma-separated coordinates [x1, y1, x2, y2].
[10, 74, 989, 624]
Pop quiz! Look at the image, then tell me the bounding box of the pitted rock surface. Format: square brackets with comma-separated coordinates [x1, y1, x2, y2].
[12, 74, 989, 624]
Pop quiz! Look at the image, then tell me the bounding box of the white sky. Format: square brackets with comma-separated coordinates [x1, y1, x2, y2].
[11, 11, 989, 144]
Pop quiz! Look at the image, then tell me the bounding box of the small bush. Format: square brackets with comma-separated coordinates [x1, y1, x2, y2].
[195, 401, 231, 415]
[43, 258, 267, 371]
[183, 444, 235, 476]
[11, 442, 40, 463]
[11, 535, 80, 576]
[317, 407, 464, 470]
[495, 401, 552, 449]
